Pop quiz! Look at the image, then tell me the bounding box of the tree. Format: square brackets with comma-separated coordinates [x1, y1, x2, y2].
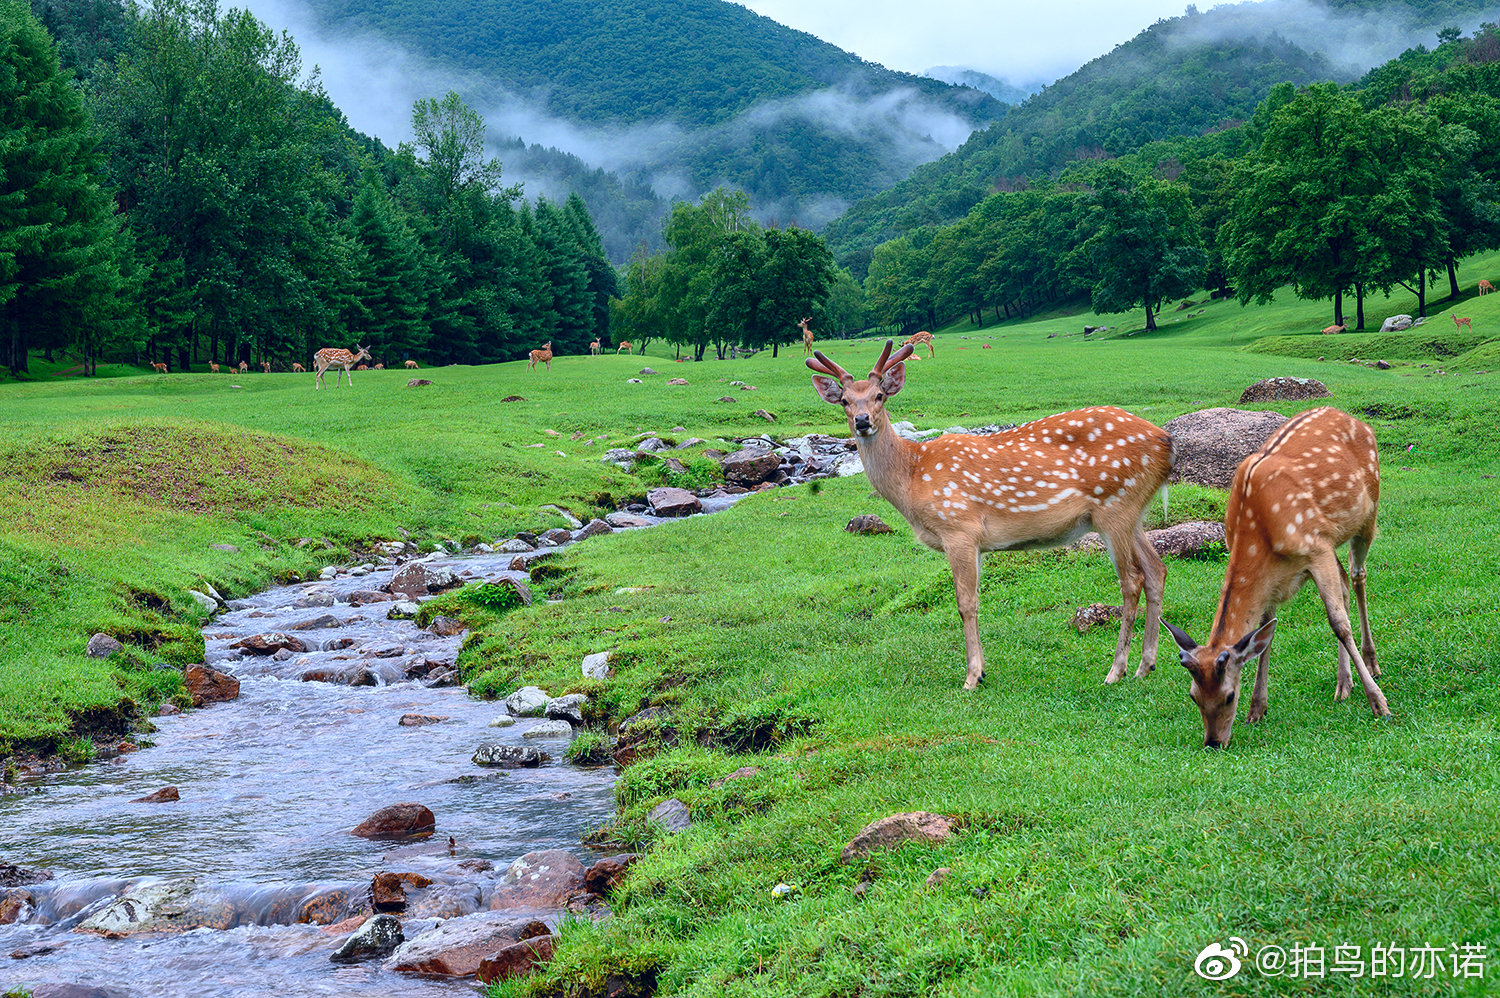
[1068, 165, 1204, 331]
[1, 0, 127, 376]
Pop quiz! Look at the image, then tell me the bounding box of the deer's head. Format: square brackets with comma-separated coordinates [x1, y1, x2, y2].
[1164, 618, 1276, 748]
[807, 340, 913, 439]
[355, 345, 371, 362]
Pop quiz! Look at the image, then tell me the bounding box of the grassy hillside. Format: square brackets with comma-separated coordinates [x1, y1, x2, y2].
[3, 262, 1498, 993]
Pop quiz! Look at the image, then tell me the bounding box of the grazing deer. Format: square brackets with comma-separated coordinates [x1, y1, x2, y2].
[312, 344, 371, 389]
[981, 343, 992, 350]
[404, 360, 418, 369]
[237, 361, 248, 374]
[356, 363, 368, 370]
[808, 341, 1173, 689]
[1479, 279, 1494, 295]
[1454, 314, 1474, 332]
[1321, 324, 1346, 335]
[1164, 407, 1389, 748]
[528, 340, 553, 371]
[617, 341, 632, 355]
[261, 361, 272, 373]
[209, 362, 220, 373]
[291, 362, 305, 373]
[589, 338, 601, 356]
[150, 362, 168, 374]
[903, 330, 935, 358]
[373, 363, 384, 370]
[799, 317, 815, 355]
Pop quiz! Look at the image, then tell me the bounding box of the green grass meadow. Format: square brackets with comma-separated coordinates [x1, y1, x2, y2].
[3, 266, 1499, 995]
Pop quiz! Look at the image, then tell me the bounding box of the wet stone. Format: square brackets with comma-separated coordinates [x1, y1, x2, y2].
[428, 615, 464, 637]
[399, 714, 447, 727]
[472, 744, 547, 768]
[330, 913, 404, 963]
[288, 614, 341, 630]
[131, 786, 180, 804]
[184, 664, 240, 706]
[351, 803, 436, 840]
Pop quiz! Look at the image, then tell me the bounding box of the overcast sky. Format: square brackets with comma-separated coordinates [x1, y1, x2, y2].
[735, 0, 1257, 84]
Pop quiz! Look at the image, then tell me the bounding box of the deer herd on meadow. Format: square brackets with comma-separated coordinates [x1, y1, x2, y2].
[138, 314, 1400, 746]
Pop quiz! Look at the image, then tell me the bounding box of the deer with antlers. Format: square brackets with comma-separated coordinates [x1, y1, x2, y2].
[808, 341, 1174, 689]
[799, 318, 815, 355]
[528, 340, 553, 371]
[312, 344, 370, 389]
[589, 338, 601, 356]
[903, 330, 935, 358]
[1164, 407, 1389, 748]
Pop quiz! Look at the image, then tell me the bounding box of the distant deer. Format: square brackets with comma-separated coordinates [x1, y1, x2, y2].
[261, 361, 272, 373]
[617, 341, 632, 355]
[291, 362, 305, 373]
[150, 362, 168, 374]
[528, 340, 554, 371]
[313, 344, 371, 389]
[355, 364, 368, 370]
[373, 363, 384, 370]
[981, 343, 992, 350]
[1321, 324, 1346, 335]
[237, 361, 248, 374]
[902, 330, 935, 358]
[1164, 407, 1389, 748]
[1479, 279, 1494, 295]
[799, 317, 815, 355]
[1454, 314, 1474, 331]
[589, 338, 601, 356]
[209, 362, 220, 374]
[808, 341, 1174, 689]
[404, 360, 418, 369]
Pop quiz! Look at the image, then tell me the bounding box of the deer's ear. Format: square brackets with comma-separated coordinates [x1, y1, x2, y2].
[1232, 617, 1277, 664]
[1163, 620, 1198, 665]
[811, 375, 845, 405]
[879, 362, 906, 397]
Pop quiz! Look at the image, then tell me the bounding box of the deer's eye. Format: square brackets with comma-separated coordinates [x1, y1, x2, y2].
[875, 392, 885, 401]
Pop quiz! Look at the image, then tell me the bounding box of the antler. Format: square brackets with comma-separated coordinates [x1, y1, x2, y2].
[871, 339, 914, 379]
[806, 349, 852, 384]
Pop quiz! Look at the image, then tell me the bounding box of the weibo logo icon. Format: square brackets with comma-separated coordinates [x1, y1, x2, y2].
[1194, 937, 1249, 980]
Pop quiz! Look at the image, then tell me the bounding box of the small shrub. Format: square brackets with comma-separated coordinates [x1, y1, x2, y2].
[565, 730, 612, 766]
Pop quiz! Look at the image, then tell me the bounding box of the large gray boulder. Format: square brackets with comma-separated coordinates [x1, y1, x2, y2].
[504, 686, 550, 717]
[1163, 408, 1287, 488]
[647, 487, 701, 517]
[388, 562, 459, 600]
[331, 913, 404, 963]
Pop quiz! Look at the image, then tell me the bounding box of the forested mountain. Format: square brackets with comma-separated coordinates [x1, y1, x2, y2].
[824, 0, 1500, 275]
[277, 0, 1003, 258]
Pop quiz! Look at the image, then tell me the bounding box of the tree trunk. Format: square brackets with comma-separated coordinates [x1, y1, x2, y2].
[1447, 256, 1460, 299]
[1333, 289, 1344, 327]
[1355, 284, 1365, 331]
[1143, 300, 1157, 332]
[1416, 270, 1426, 318]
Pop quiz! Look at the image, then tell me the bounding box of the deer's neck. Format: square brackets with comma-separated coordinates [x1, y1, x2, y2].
[855, 419, 919, 510]
[1208, 543, 1276, 646]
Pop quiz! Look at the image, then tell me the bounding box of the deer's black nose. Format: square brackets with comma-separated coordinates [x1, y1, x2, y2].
[853, 414, 872, 432]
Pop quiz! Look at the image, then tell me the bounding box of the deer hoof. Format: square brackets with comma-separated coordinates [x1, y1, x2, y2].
[1335, 678, 1352, 702]
[1248, 702, 1268, 723]
[1133, 660, 1156, 680]
[1103, 667, 1124, 684]
[962, 666, 984, 690]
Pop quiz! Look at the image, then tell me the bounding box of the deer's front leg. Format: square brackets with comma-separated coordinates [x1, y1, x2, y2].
[944, 541, 986, 690]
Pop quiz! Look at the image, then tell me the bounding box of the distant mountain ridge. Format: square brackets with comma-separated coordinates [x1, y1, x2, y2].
[290, 0, 1003, 259]
[823, 0, 1500, 272]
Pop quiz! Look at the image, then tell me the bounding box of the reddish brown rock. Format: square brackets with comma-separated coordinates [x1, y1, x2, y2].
[232, 633, 307, 656]
[841, 812, 956, 863]
[428, 616, 465, 637]
[184, 664, 240, 706]
[476, 934, 555, 984]
[0, 889, 34, 925]
[845, 514, 892, 535]
[371, 872, 406, 912]
[398, 714, 447, 727]
[132, 786, 179, 804]
[488, 849, 585, 909]
[384, 913, 548, 977]
[321, 914, 367, 936]
[710, 766, 762, 788]
[296, 887, 365, 925]
[1071, 603, 1123, 634]
[347, 589, 393, 605]
[351, 803, 436, 840]
[582, 854, 641, 895]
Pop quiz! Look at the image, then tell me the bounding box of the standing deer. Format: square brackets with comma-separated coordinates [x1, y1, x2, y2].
[313, 344, 371, 389]
[1479, 279, 1494, 295]
[150, 362, 168, 374]
[1163, 407, 1389, 748]
[799, 317, 815, 355]
[528, 340, 554, 371]
[903, 330, 935, 358]
[237, 361, 248, 374]
[1454, 314, 1474, 331]
[404, 360, 419, 369]
[209, 362, 220, 373]
[808, 341, 1173, 689]
[291, 362, 305, 373]
[589, 338, 601, 356]
[617, 341, 632, 355]
[373, 363, 384, 370]
[261, 361, 272, 373]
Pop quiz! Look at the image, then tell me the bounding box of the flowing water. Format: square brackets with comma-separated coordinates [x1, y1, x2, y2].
[0, 534, 682, 997]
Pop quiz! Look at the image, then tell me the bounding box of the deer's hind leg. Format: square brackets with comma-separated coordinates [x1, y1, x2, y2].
[1132, 527, 1167, 679]
[1309, 548, 1389, 717]
[1349, 531, 1379, 678]
[1101, 526, 1146, 685]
